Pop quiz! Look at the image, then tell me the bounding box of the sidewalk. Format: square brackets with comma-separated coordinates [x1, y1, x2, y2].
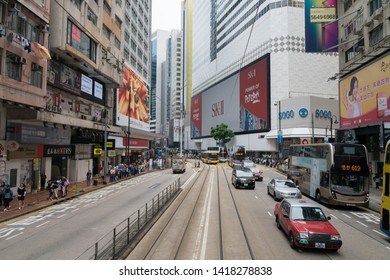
[0, 173, 147, 224]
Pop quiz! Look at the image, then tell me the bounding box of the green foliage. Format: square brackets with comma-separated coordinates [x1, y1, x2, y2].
[210, 123, 234, 147]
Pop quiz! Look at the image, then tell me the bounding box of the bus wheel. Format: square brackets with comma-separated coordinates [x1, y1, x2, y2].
[315, 190, 321, 202]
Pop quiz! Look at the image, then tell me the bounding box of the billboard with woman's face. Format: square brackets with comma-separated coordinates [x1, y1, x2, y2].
[340, 54, 390, 128]
[116, 64, 150, 131]
[191, 54, 270, 138]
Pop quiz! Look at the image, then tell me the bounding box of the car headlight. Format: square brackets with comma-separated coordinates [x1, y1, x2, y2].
[330, 234, 340, 241]
[298, 232, 309, 239]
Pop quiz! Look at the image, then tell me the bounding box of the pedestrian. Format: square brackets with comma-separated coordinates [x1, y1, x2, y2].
[374, 173, 381, 189]
[3, 184, 13, 211]
[47, 180, 54, 200]
[40, 173, 47, 190]
[17, 182, 27, 210]
[86, 170, 92, 186]
[0, 181, 5, 206]
[61, 176, 69, 197]
[52, 179, 59, 199]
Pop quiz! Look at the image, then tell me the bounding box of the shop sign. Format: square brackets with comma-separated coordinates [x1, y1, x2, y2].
[43, 145, 75, 157]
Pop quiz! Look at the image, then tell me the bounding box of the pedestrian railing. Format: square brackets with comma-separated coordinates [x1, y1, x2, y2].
[75, 178, 181, 260]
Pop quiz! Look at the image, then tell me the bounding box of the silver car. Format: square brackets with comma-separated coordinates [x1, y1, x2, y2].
[267, 179, 302, 201]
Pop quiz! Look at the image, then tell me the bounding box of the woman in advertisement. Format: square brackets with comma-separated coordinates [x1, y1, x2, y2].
[343, 76, 362, 118]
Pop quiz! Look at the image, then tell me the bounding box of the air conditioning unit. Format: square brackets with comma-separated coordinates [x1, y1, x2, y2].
[373, 8, 383, 20]
[58, 107, 62, 113]
[31, 64, 41, 71]
[14, 57, 26, 64]
[46, 104, 53, 111]
[92, 116, 98, 121]
[52, 106, 58, 113]
[9, 3, 21, 12]
[41, 24, 49, 33]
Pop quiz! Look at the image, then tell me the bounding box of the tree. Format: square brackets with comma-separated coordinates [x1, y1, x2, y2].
[210, 123, 234, 148]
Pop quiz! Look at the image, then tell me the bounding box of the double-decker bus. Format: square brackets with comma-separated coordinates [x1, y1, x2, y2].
[288, 143, 369, 206]
[201, 151, 219, 164]
[228, 145, 246, 167]
[381, 141, 390, 236]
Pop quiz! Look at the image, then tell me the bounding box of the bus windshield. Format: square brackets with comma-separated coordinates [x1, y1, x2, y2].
[331, 173, 366, 195]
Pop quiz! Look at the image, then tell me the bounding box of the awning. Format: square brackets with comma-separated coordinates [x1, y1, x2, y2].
[265, 127, 334, 138]
[32, 42, 51, 60]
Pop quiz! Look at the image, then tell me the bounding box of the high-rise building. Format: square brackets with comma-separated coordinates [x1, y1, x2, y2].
[185, 0, 340, 156]
[0, 0, 155, 191]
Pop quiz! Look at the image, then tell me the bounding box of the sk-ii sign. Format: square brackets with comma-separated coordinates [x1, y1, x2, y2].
[211, 100, 224, 117]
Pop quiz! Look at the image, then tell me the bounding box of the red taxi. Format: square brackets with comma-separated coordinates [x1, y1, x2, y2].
[274, 198, 342, 251]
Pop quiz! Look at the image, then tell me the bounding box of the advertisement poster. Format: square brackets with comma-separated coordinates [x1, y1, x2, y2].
[304, 0, 338, 52]
[239, 57, 269, 131]
[117, 64, 150, 132]
[191, 94, 202, 138]
[339, 54, 390, 128]
[190, 54, 270, 139]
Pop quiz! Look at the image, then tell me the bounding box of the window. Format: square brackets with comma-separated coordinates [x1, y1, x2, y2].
[114, 36, 121, 49]
[7, 11, 44, 45]
[370, 0, 382, 16]
[115, 15, 122, 29]
[87, 9, 98, 26]
[102, 24, 111, 39]
[103, 1, 112, 15]
[71, 0, 82, 10]
[67, 21, 97, 62]
[124, 48, 130, 61]
[124, 31, 130, 43]
[6, 52, 23, 81]
[369, 25, 383, 46]
[31, 63, 43, 88]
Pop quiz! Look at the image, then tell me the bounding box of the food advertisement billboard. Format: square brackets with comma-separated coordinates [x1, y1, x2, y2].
[339, 54, 390, 128]
[116, 64, 150, 131]
[191, 54, 270, 138]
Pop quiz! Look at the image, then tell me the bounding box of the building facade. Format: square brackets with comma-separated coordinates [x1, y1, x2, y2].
[0, 0, 155, 192]
[336, 0, 390, 175]
[185, 0, 340, 157]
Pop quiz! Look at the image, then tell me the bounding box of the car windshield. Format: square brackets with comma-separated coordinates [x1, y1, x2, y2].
[242, 160, 255, 166]
[236, 170, 253, 177]
[250, 167, 260, 172]
[276, 181, 296, 188]
[290, 206, 327, 221]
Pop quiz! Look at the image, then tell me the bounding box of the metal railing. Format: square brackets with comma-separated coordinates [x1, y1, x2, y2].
[76, 178, 181, 260]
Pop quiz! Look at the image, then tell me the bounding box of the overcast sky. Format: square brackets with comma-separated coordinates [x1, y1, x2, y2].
[151, 0, 182, 32]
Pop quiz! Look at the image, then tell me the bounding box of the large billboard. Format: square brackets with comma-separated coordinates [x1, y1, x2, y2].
[304, 0, 338, 52]
[191, 54, 270, 138]
[340, 54, 390, 128]
[117, 64, 150, 131]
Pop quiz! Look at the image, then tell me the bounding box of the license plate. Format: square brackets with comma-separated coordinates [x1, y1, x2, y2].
[244, 183, 248, 186]
[315, 243, 325, 248]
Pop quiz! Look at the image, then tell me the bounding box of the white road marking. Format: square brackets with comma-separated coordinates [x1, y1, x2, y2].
[6, 232, 23, 240]
[356, 220, 368, 227]
[36, 221, 50, 228]
[342, 213, 352, 219]
[373, 229, 388, 237]
[267, 211, 272, 217]
[57, 214, 67, 219]
[330, 214, 338, 219]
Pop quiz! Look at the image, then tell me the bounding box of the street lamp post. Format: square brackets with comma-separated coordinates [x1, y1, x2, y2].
[127, 98, 131, 164]
[330, 115, 339, 143]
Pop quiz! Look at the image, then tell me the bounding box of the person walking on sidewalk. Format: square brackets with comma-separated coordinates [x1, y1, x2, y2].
[17, 183, 27, 210]
[374, 173, 381, 189]
[86, 170, 92, 186]
[3, 185, 13, 211]
[0, 181, 5, 206]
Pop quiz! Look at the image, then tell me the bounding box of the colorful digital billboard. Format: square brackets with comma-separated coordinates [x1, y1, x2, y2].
[116, 64, 150, 131]
[304, 0, 338, 52]
[340, 54, 390, 128]
[191, 54, 270, 138]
